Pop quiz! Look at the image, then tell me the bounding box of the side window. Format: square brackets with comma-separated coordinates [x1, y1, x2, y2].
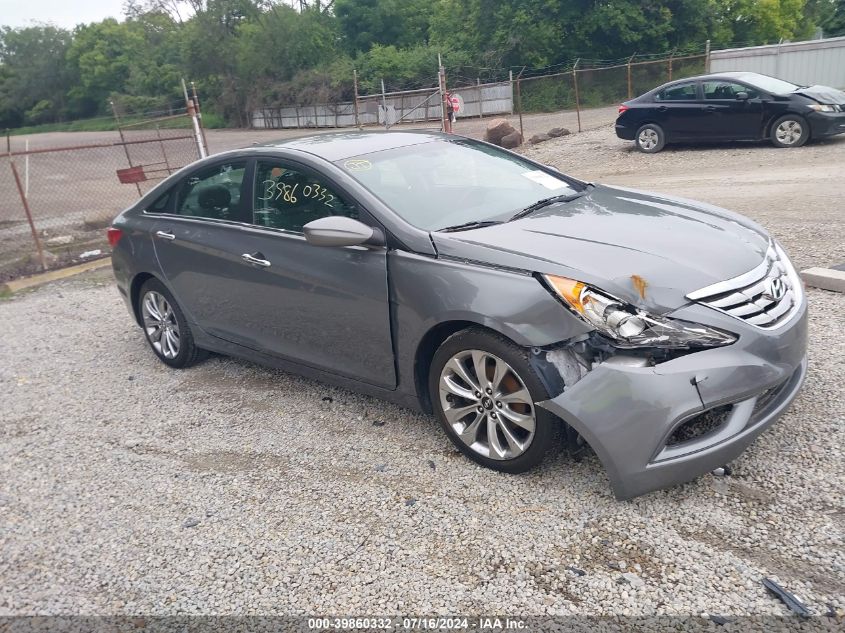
[175, 162, 247, 222]
[656, 82, 698, 101]
[703, 81, 759, 100]
[252, 161, 359, 233]
[145, 189, 173, 213]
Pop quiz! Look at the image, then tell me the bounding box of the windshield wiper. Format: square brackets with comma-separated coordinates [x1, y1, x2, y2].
[508, 190, 589, 222]
[437, 220, 503, 233]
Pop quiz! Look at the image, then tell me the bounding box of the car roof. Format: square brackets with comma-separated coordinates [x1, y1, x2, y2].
[250, 130, 448, 161]
[656, 71, 781, 89]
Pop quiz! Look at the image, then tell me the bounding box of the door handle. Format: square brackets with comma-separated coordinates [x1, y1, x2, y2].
[705, 105, 717, 112]
[658, 106, 667, 112]
[242, 253, 271, 268]
[155, 230, 175, 241]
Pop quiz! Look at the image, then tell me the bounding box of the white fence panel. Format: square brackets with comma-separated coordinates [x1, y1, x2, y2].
[710, 36, 845, 88]
[252, 81, 513, 129]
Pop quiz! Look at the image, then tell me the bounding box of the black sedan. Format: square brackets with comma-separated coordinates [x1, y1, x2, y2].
[615, 71, 845, 152]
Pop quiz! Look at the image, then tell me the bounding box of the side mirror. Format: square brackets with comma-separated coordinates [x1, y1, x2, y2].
[303, 216, 381, 248]
[735, 91, 749, 101]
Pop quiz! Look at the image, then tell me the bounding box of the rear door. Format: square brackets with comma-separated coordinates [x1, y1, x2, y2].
[700, 80, 765, 140]
[652, 81, 706, 139]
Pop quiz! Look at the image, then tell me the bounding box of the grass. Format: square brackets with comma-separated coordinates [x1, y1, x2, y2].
[6, 111, 226, 136]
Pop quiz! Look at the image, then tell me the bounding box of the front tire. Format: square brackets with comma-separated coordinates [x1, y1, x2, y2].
[635, 123, 666, 153]
[429, 328, 562, 473]
[771, 114, 809, 148]
[139, 278, 206, 368]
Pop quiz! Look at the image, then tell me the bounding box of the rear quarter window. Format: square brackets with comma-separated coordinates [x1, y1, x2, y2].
[655, 83, 698, 101]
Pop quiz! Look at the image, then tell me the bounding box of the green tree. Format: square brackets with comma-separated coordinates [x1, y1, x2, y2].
[0, 25, 74, 126]
[66, 19, 145, 114]
[336, 0, 432, 52]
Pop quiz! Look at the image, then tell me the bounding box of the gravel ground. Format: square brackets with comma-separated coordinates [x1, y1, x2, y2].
[1, 130, 844, 622]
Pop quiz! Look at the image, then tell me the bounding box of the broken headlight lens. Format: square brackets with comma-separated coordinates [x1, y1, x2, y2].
[543, 274, 736, 349]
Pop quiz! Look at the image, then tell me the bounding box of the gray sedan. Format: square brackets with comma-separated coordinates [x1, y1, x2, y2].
[109, 131, 808, 499]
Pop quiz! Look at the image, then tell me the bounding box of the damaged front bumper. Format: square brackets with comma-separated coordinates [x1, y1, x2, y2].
[537, 300, 808, 500]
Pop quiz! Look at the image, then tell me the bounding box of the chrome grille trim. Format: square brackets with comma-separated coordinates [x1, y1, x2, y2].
[686, 242, 803, 330]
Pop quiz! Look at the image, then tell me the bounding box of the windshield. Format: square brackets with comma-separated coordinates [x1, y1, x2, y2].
[742, 73, 801, 94]
[336, 138, 580, 231]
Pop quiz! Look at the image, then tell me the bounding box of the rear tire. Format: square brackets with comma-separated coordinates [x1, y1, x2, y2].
[635, 123, 666, 153]
[770, 114, 809, 148]
[428, 328, 562, 474]
[138, 278, 207, 368]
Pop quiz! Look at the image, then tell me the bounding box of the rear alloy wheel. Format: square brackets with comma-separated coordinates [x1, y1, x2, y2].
[635, 123, 666, 153]
[139, 278, 206, 368]
[771, 115, 809, 148]
[429, 328, 562, 473]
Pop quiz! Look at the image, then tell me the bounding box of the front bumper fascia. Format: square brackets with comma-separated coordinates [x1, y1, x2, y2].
[807, 110, 845, 138]
[538, 300, 808, 500]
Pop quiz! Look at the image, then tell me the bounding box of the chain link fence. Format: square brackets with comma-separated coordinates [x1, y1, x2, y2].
[1, 113, 202, 283]
[1, 51, 706, 283]
[516, 54, 706, 127]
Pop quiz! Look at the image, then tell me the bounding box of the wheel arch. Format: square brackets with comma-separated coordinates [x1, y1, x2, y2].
[414, 320, 518, 413]
[129, 271, 159, 327]
[766, 111, 811, 141]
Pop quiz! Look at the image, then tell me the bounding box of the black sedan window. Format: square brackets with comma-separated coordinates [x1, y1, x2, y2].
[252, 161, 358, 233]
[655, 82, 698, 101]
[703, 81, 759, 100]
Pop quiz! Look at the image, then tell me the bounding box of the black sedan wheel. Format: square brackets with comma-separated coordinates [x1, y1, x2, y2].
[771, 115, 809, 148]
[429, 328, 562, 473]
[139, 278, 206, 368]
[635, 123, 666, 153]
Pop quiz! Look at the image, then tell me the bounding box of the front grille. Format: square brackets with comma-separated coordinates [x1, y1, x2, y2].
[687, 243, 799, 329]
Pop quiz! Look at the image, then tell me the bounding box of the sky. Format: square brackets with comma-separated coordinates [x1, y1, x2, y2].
[0, 0, 128, 29]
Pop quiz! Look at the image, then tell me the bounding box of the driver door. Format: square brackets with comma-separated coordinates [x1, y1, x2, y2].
[154, 156, 396, 389]
[700, 80, 765, 140]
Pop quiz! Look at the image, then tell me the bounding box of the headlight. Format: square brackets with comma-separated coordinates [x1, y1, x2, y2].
[807, 104, 838, 113]
[543, 274, 736, 348]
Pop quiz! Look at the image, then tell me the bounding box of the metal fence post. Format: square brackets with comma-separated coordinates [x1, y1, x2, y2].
[438, 55, 451, 134]
[111, 100, 144, 196]
[191, 81, 209, 155]
[705, 39, 711, 73]
[509, 70, 514, 114]
[627, 53, 636, 99]
[353, 69, 361, 129]
[668, 49, 675, 82]
[9, 157, 47, 272]
[477, 78, 483, 119]
[572, 59, 582, 133]
[381, 78, 389, 130]
[516, 68, 524, 140]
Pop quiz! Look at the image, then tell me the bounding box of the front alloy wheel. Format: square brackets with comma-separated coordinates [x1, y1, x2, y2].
[429, 328, 562, 473]
[439, 350, 536, 460]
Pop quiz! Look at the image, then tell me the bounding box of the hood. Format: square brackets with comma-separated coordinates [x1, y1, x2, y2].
[431, 185, 770, 313]
[793, 85, 845, 105]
